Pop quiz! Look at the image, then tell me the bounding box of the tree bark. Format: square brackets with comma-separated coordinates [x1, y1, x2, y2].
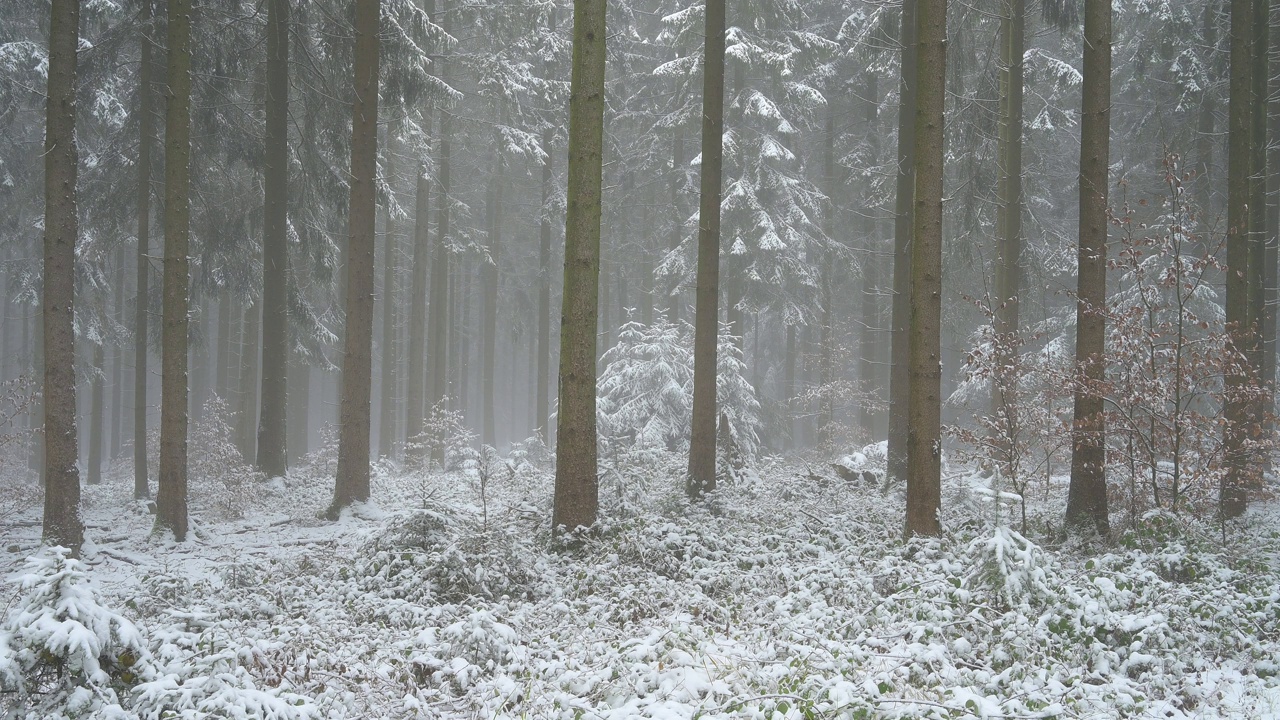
[1222, 0, 1253, 520]
[482, 134, 504, 448]
[236, 300, 261, 460]
[329, 0, 380, 517]
[686, 0, 725, 499]
[257, 0, 289, 478]
[134, 0, 155, 501]
[379, 130, 399, 458]
[1065, 0, 1112, 537]
[552, 0, 607, 531]
[537, 123, 554, 443]
[670, 127, 685, 324]
[42, 0, 84, 553]
[857, 74, 881, 441]
[406, 157, 431, 452]
[88, 315, 105, 485]
[887, 0, 918, 487]
[158, 0, 193, 540]
[904, 0, 945, 539]
[427, 2, 451, 449]
[111, 245, 125, 458]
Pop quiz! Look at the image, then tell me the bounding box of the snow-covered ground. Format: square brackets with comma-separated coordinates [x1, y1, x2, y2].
[3, 450, 1280, 719]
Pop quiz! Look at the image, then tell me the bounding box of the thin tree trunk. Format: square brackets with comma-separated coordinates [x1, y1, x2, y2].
[257, 0, 289, 477]
[904, 0, 946, 539]
[482, 138, 504, 448]
[111, 245, 124, 458]
[427, 3, 451, 444]
[134, 0, 155, 501]
[41, 0, 84, 552]
[686, 0, 726, 498]
[88, 314, 105, 485]
[670, 127, 685, 324]
[329, 0, 380, 517]
[1065, 0, 1113, 536]
[379, 131, 399, 458]
[157, 0, 193, 540]
[887, 0, 918, 487]
[216, 290, 233, 400]
[237, 300, 261, 460]
[537, 123, 554, 443]
[288, 355, 309, 463]
[993, 0, 1024, 404]
[552, 0, 607, 532]
[1249, 0, 1270, 460]
[820, 95, 840, 445]
[406, 157, 431, 452]
[857, 74, 881, 440]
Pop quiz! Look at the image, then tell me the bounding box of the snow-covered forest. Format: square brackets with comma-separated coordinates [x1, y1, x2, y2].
[3, 0, 1280, 717]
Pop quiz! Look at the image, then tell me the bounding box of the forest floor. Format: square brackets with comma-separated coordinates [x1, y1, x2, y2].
[3, 447, 1280, 719]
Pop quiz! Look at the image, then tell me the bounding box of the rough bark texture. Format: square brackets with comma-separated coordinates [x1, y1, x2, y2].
[537, 123, 553, 443]
[686, 0, 725, 499]
[1221, 0, 1253, 520]
[42, 0, 84, 553]
[1249, 0, 1270, 456]
[330, 0, 380, 517]
[887, 0, 918, 486]
[158, 0, 193, 541]
[406, 159, 430, 452]
[903, 0, 945, 539]
[257, 0, 289, 478]
[1065, 0, 1112, 537]
[552, 0, 607, 532]
[134, 0, 154, 501]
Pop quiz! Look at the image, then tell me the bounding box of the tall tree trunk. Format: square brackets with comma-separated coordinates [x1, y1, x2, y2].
[887, 0, 918, 487]
[427, 2, 451, 447]
[1196, 1, 1219, 209]
[379, 131, 399, 458]
[42, 0, 82, 545]
[670, 127, 685, 324]
[820, 96, 839, 445]
[552, 0, 607, 532]
[215, 290, 233, 400]
[993, 0, 1024, 418]
[482, 139, 504, 448]
[134, 0, 155, 501]
[257, 0, 289, 477]
[686, 0, 725, 498]
[158, 0, 193, 540]
[111, 245, 125, 458]
[1065, 0, 1113, 536]
[857, 73, 881, 440]
[537, 123, 554, 443]
[88, 315, 105, 485]
[329, 0, 380, 517]
[1267, 0, 1280, 444]
[42, 0, 83, 552]
[237, 300, 261, 460]
[1222, 0, 1254, 520]
[406, 157, 431, 452]
[904, 0, 946, 539]
[1249, 0, 1270, 459]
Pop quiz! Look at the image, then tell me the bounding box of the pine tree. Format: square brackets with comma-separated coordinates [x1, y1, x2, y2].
[552, 0, 607, 533]
[1065, 0, 1112, 537]
[903, 0, 945, 539]
[41, 0, 84, 554]
[329, 0, 381, 517]
[157, 0, 193, 541]
[686, 0, 726, 499]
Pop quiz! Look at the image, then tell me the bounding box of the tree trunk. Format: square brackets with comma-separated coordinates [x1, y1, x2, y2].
[820, 95, 839, 445]
[88, 317, 105, 485]
[993, 0, 1024, 386]
[887, 0, 918, 487]
[482, 140, 504, 448]
[379, 130, 399, 458]
[158, 0, 193, 540]
[537, 123, 554, 443]
[1065, 0, 1112, 536]
[686, 0, 725, 499]
[552, 0, 607, 532]
[1222, 0, 1254, 520]
[1249, 0, 1270, 461]
[134, 0, 155, 501]
[41, 0, 84, 553]
[406, 157, 431, 452]
[904, 0, 945, 539]
[111, 245, 125, 459]
[329, 0, 380, 517]
[237, 300, 261, 460]
[257, 0, 289, 478]
[857, 73, 881, 440]
[288, 355, 309, 463]
[427, 4, 451, 446]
